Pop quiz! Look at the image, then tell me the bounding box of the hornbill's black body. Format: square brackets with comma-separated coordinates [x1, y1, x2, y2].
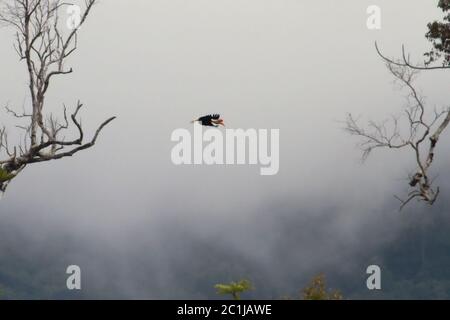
[192, 114, 225, 127]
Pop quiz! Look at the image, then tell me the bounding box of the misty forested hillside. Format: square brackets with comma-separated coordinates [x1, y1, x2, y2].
[0, 0, 449, 301]
[1, 197, 450, 299]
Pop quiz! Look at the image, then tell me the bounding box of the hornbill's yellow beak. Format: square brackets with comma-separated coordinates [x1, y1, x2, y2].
[212, 119, 225, 127]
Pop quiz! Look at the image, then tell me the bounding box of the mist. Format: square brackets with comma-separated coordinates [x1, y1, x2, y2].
[0, 0, 449, 299]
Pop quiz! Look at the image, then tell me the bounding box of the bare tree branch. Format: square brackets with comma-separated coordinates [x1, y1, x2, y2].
[375, 42, 450, 71]
[0, 0, 115, 194]
[346, 61, 449, 210]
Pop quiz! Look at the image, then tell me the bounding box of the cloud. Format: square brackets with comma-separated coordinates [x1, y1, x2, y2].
[0, 0, 448, 299]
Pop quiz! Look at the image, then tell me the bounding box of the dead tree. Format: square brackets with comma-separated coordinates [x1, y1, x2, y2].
[355, 2, 450, 209]
[346, 61, 449, 210]
[0, 0, 115, 193]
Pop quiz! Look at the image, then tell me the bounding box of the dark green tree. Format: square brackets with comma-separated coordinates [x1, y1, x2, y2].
[215, 280, 253, 300]
[425, 0, 450, 66]
[376, 1, 450, 70]
[302, 274, 343, 300]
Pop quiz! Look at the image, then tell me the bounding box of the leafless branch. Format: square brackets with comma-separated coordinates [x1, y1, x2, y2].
[375, 42, 450, 71]
[346, 61, 449, 210]
[0, 0, 115, 194]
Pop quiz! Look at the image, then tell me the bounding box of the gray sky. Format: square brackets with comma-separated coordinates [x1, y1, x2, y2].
[0, 0, 449, 298]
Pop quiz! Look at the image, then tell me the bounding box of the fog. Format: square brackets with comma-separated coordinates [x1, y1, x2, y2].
[0, 0, 449, 299]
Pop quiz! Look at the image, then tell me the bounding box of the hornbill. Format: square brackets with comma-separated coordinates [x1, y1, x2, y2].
[191, 114, 225, 127]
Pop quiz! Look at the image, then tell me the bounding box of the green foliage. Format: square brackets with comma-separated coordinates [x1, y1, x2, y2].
[302, 274, 343, 300]
[215, 280, 253, 300]
[0, 167, 14, 183]
[425, 0, 450, 66]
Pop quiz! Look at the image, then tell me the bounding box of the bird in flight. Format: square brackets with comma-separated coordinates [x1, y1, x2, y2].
[191, 114, 225, 127]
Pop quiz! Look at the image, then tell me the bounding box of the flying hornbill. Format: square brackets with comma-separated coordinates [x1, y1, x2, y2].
[191, 114, 225, 127]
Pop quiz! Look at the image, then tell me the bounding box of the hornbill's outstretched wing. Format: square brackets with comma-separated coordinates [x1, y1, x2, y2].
[197, 114, 221, 126]
[198, 114, 220, 121]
